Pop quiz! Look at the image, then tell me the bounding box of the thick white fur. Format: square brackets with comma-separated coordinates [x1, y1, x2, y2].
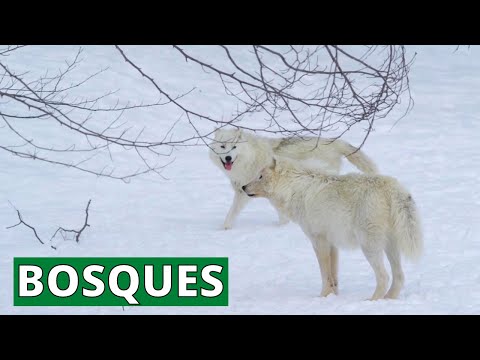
[209, 128, 379, 229]
[243, 157, 423, 300]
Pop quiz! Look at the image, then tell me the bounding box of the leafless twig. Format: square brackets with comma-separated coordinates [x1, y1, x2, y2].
[6, 202, 45, 245]
[49, 200, 91, 249]
[6, 200, 92, 250]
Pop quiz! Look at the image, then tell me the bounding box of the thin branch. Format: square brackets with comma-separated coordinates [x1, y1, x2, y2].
[5, 200, 92, 250]
[50, 199, 91, 249]
[6, 203, 45, 245]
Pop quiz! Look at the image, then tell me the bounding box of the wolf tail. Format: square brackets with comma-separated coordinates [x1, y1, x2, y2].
[390, 185, 423, 261]
[336, 140, 378, 174]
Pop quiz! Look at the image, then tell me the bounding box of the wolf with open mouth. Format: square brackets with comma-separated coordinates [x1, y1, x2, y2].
[209, 127, 379, 230]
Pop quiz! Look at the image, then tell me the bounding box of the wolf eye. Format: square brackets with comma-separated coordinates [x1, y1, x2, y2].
[232, 146, 236, 149]
[259, 175, 263, 179]
[220, 145, 225, 149]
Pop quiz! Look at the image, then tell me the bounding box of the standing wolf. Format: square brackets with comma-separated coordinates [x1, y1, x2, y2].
[209, 128, 378, 229]
[243, 157, 423, 300]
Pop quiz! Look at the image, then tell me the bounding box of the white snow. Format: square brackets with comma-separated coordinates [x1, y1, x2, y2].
[1, 45, 479, 314]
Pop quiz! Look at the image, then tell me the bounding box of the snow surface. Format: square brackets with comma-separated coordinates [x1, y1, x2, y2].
[1, 45, 479, 314]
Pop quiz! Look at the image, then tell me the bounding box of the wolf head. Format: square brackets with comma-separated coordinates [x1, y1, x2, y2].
[209, 128, 246, 172]
[242, 157, 277, 198]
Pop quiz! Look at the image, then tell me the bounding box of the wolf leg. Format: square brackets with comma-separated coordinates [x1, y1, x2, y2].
[361, 244, 389, 300]
[384, 240, 404, 299]
[330, 246, 339, 294]
[223, 189, 250, 230]
[311, 237, 336, 297]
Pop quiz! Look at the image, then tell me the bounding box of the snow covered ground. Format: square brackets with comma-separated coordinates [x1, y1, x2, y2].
[1, 45, 479, 314]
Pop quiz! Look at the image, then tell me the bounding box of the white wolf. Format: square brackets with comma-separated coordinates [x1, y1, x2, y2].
[243, 157, 423, 300]
[209, 128, 378, 229]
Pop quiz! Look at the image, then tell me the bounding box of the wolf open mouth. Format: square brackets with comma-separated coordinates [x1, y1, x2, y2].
[220, 158, 234, 171]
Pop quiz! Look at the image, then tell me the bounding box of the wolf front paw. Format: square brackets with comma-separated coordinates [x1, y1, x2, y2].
[320, 287, 336, 297]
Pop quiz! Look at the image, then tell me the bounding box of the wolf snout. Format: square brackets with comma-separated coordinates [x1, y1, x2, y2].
[242, 185, 247, 191]
[225, 156, 232, 162]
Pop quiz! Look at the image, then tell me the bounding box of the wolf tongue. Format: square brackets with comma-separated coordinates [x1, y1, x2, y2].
[225, 163, 233, 171]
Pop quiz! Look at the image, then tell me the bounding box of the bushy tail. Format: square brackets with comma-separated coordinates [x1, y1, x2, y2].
[337, 140, 378, 174]
[390, 186, 423, 261]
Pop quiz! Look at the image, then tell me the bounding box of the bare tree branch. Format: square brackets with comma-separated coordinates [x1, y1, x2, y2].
[6, 203, 45, 245]
[49, 200, 91, 249]
[119, 45, 414, 149]
[6, 200, 92, 250]
[0, 46, 180, 181]
[1, 45, 414, 180]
